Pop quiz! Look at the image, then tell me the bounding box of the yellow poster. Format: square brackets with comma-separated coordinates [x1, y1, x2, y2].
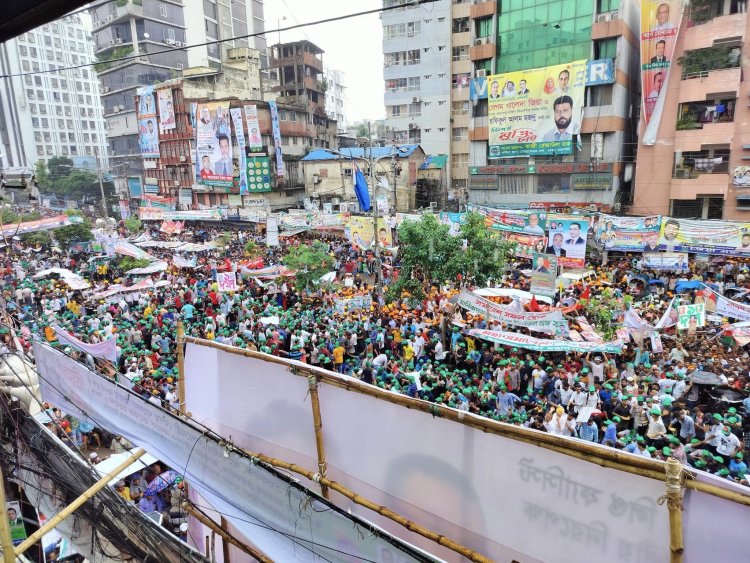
[348, 216, 392, 248]
[488, 60, 587, 157]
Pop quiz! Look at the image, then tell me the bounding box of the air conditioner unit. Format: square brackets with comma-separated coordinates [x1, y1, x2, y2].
[115, 38, 122, 44]
[165, 39, 174, 45]
[610, 11, 619, 21]
[118, 105, 125, 111]
[408, 123, 415, 129]
[102, 86, 110, 93]
[174, 180, 180, 186]
[481, 37, 489, 45]
[331, 197, 340, 205]
[113, 107, 120, 113]
[412, 96, 421, 103]
[476, 69, 487, 78]
[475, 39, 482, 46]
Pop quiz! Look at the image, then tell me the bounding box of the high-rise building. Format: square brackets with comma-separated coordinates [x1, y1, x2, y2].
[90, 0, 265, 192]
[632, 3, 747, 220]
[382, 0, 452, 155]
[463, 0, 640, 211]
[324, 67, 347, 133]
[0, 12, 109, 175]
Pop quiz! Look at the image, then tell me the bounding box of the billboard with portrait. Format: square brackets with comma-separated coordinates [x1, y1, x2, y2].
[157, 88, 175, 133]
[244, 104, 263, 151]
[531, 253, 558, 298]
[733, 166, 750, 186]
[545, 214, 590, 268]
[594, 214, 662, 252]
[136, 85, 159, 158]
[348, 216, 392, 248]
[641, 0, 684, 145]
[195, 101, 233, 188]
[658, 217, 750, 256]
[487, 60, 587, 157]
[269, 100, 284, 177]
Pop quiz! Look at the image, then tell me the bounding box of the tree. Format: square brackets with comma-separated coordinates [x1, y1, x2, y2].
[444, 212, 515, 287]
[54, 215, 93, 251]
[118, 257, 150, 271]
[20, 231, 52, 247]
[357, 123, 368, 137]
[47, 156, 74, 181]
[283, 241, 334, 290]
[244, 240, 262, 258]
[57, 169, 98, 197]
[124, 216, 142, 235]
[387, 214, 463, 302]
[34, 161, 51, 191]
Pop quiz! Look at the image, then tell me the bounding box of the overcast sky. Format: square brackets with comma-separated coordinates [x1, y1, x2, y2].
[263, 0, 384, 123]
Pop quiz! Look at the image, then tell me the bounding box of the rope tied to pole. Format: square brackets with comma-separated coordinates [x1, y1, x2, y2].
[657, 459, 687, 512]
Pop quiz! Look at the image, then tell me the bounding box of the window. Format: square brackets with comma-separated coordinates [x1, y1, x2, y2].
[383, 21, 421, 40]
[452, 100, 469, 114]
[387, 104, 403, 117]
[438, 100, 446, 105]
[36, 145, 44, 156]
[594, 38, 617, 60]
[160, 3, 168, 17]
[452, 127, 468, 141]
[452, 17, 469, 33]
[588, 84, 613, 106]
[18, 45, 27, 56]
[452, 153, 469, 167]
[34, 132, 42, 142]
[477, 17, 492, 38]
[597, 0, 620, 13]
[438, 127, 445, 132]
[452, 46, 469, 61]
[408, 102, 421, 116]
[452, 73, 470, 89]
[408, 77, 420, 91]
[424, 74, 432, 79]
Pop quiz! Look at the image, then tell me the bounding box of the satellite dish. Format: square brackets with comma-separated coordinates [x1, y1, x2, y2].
[143, 33, 150, 39]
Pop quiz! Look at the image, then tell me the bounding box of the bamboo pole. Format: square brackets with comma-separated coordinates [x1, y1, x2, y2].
[220, 516, 231, 563]
[0, 469, 16, 563]
[664, 458, 685, 563]
[183, 501, 273, 563]
[684, 478, 750, 508]
[14, 448, 146, 557]
[177, 322, 186, 415]
[243, 449, 492, 563]
[306, 373, 330, 499]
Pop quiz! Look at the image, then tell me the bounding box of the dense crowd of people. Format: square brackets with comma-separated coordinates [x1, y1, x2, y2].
[1, 215, 749, 490]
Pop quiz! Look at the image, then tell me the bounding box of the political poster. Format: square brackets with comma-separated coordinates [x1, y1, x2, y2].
[230, 108, 248, 194]
[348, 216, 392, 248]
[594, 214, 662, 252]
[530, 253, 558, 298]
[268, 100, 284, 177]
[545, 214, 590, 268]
[507, 232, 547, 260]
[216, 271, 239, 292]
[6, 501, 27, 545]
[468, 205, 547, 234]
[658, 217, 750, 256]
[157, 88, 176, 133]
[244, 104, 263, 151]
[195, 102, 233, 188]
[487, 60, 587, 157]
[641, 0, 684, 145]
[733, 166, 750, 186]
[641, 252, 689, 272]
[677, 303, 705, 331]
[136, 86, 159, 158]
[334, 295, 373, 314]
[246, 155, 272, 193]
[438, 211, 465, 236]
[456, 290, 568, 334]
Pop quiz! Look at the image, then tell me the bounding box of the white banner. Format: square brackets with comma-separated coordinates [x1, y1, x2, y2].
[468, 328, 623, 353]
[215, 271, 238, 292]
[33, 342, 430, 563]
[456, 290, 569, 334]
[710, 289, 750, 322]
[51, 326, 117, 363]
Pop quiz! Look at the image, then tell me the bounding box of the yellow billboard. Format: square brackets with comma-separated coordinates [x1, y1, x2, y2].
[488, 60, 587, 157]
[348, 216, 393, 249]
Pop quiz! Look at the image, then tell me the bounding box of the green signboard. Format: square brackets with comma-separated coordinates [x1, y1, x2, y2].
[246, 155, 272, 193]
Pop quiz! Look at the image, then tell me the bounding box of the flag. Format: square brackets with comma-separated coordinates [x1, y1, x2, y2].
[352, 162, 371, 212]
[580, 285, 591, 300]
[529, 295, 541, 312]
[655, 296, 679, 330]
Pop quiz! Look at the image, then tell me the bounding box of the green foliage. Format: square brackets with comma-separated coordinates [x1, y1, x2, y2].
[283, 241, 334, 290]
[688, 0, 718, 24]
[54, 221, 93, 251]
[47, 156, 74, 180]
[679, 45, 741, 78]
[0, 209, 41, 224]
[244, 240, 261, 258]
[94, 46, 134, 72]
[578, 288, 623, 341]
[115, 0, 128, 6]
[215, 233, 232, 248]
[34, 161, 51, 190]
[357, 124, 368, 137]
[20, 231, 52, 247]
[676, 113, 700, 130]
[124, 216, 142, 234]
[118, 257, 150, 271]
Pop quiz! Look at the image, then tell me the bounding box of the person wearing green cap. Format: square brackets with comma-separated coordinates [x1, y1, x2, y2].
[715, 424, 741, 460]
[646, 406, 666, 448]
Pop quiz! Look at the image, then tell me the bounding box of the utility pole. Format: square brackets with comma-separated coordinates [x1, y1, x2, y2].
[96, 150, 108, 219]
[0, 469, 16, 563]
[369, 121, 381, 294]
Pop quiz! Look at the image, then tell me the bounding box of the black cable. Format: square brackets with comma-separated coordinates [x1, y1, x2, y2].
[0, 0, 440, 79]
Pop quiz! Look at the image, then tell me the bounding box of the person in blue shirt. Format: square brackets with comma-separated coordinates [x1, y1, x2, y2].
[601, 417, 620, 446]
[729, 452, 747, 478]
[181, 302, 195, 320]
[495, 385, 522, 417]
[578, 419, 599, 443]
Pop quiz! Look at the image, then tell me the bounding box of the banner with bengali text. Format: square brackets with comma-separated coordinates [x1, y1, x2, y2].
[594, 214, 663, 252]
[658, 218, 750, 256]
[468, 328, 623, 354]
[136, 86, 159, 158]
[195, 101, 233, 188]
[456, 290, 568, 334]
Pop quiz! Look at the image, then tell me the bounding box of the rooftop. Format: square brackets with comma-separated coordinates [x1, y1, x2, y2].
[302, 144, 421, 161]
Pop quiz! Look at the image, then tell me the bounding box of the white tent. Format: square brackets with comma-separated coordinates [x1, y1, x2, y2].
[94, 449, 159, 484]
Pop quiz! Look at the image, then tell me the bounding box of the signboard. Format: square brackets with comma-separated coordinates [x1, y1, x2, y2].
[268, 100, 284, 177]
[139, 208, 222, 221]
[733, 166, 750, 186]
[266, 215, 279, 247]
[545, 213, 589, 268]
[230, 107, 248, 194]
[6, 501, 26, 545]
[571, 174, 611, 190]
[488, 60, 587, 157]
[641, 252, 689, 272]
[658, 218, 750, 256]
[136, 86, 159, 157]
[244, 104, 263, 151]
[246, 155, 272, 193]
[348, 216, 392, 248]
[156, 88, 175, 133]
[641, 0, 684, 145]
[178, 189, 193, 205]
[530, 253, 558, 298]
[594, 214, 662, 252]
[677, 303, 705, 331]
[195, 101, 233, 188]
[468, 175, 498, 189]
[127, 177, 143, 198]
[216, 271, 238, 292]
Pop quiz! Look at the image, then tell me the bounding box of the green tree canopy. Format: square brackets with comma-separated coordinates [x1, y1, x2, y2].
[283, 241, 334, 290]
[124, 216, 142, 235]
[34, 161, 51, 191]
[54, 215, 93, 251]
[47, 156, 74, 180]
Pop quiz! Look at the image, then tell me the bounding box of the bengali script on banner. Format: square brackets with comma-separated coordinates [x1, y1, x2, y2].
[488, 60, 587, 157]
[594, 214, 662, 252]
[658, 217, 750, 256]
[136, 86, 159, 158]
[195, 101, 233, 188]
[468, 329, 623, 354]
[641, 0, 684, 144]
[456, 290, 568, 334]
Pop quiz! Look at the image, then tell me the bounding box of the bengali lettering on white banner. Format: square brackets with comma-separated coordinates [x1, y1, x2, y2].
[51, 326, 117, 363]
[641, 252, 689, 272]
[658, 217, 750, 256]
[488, 60, 587, 157]
[195, 101, 233, 188]
[32, 342, 428, 563]
[704, 288, 750, 322]
[468, 328, 622, 353]
[457, 291, 568, 334]
[244, 104, 263, 151]
[229, 107, 248, 194]
[216, 271, 238, 292]
[594, 214, 662, 252]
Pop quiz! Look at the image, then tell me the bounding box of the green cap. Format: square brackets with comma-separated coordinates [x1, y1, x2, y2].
[662, 447, 672, 456]
[650, 407, 661, 415]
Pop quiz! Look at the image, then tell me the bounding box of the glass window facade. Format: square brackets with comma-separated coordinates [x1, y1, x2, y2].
[497, 0, 593, 72]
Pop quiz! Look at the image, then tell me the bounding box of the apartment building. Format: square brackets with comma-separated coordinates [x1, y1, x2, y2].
[324, 67, 347, 133]
[0, 12, 109, 174]
[632, 2, 749, 220]
[464, 0, 639, 211]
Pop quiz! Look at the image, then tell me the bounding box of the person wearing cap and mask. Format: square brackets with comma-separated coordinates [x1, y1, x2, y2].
[646, 406, 667, 448]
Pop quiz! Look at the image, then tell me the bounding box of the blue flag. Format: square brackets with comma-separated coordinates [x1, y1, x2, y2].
[352, 162, 371, 212]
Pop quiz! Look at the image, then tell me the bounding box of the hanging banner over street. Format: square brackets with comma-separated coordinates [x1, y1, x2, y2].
[195, 101, 233, 188]
[456, 290, 568, 334]
[641, 252, 689, 272]
[594, 214, 663, 252]
[641, 0, 684, 145]
[244, 104, 263, 151]
[488, 60, 587, 157]
[530, 253, 558, 298]
[51, 325, 117, 363]
[545, 213, 590, 268]
[136, 86, 159, 158]
[0, 215, 70, 237]
[156, 88, 175, 133]
[268, 100, 284, 178]
[230, 108, 248, 194]
[468, 329, 623, 353]
[658, 217, 750, 256]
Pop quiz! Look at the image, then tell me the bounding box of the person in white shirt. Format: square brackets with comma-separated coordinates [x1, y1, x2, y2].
[716, 426, 741, 458]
